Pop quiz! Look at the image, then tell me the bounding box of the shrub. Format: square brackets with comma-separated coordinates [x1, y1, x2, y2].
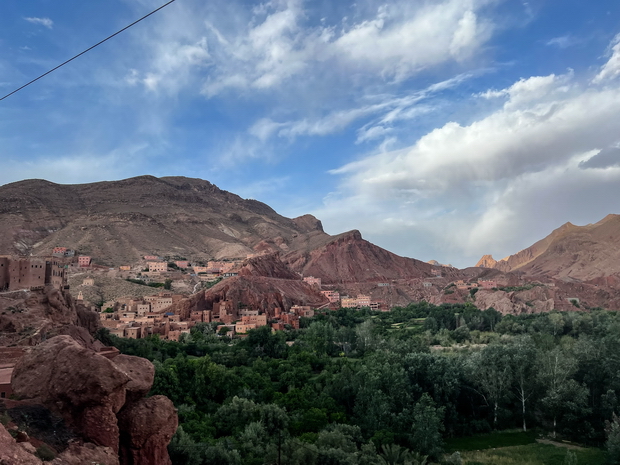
[35, 444, 56, 461]
[0, 412, 11, 426]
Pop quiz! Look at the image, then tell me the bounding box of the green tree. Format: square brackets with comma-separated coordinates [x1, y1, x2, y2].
[606, 412, 620, 464]
[507, 336, 537, 431]
[537, 346, 589, 438]
[168, 426, 201, 465]
[466, 344, 513, 429]
[411, 393, 444, 460]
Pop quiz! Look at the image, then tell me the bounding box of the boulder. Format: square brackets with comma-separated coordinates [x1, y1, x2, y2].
[9, 335, 177, 465]
[51, 442, 120, 465]
[118, 395, 178, 465]
[112, 354, 155, 402]
[11, 335, 129, 451]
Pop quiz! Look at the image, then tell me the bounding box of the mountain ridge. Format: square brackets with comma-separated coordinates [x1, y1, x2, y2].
[475, 214, 620, 280]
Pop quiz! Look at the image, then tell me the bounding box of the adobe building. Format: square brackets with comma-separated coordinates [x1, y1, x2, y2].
[9, 258, 46, 289]
[0, 257, 9, 291]
[48, 258, 68, 290]
[148, 261, 168, 273]
[303, 276, 322, 287]
[321, 290, 340, 303]
[0, 256, 68, 291]
[0, 366, 13, 399]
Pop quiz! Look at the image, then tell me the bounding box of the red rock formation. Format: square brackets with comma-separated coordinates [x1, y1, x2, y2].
[113, 354, 155, 402]
[10, 335, 177, 465]
[238, 252, 301, 280]
[0, 287, 101, 348]
[117, 396, 178, 465]
[52, 442, 120, 465]
[205, 276, 327, 315]
[475, 254, 498, 269]
[284, 230, 433, 284]
[0, 423, 43, 464]
[11, 336, 129, 451]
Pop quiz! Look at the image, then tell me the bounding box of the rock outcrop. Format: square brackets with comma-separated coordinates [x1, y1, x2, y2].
[0, 287, 101, 348]
[118, 396, 178, 465]
[0, 423, 43, 465]
[474, 216, 620, 279]
[52, 442, 120, 465]
[11, 335, 177, 465]
[238, 252, 301, 280]
[205, 276, 327, 314]
[475, 254, 499, 269]
[0, 420, 120, 465]
[283, 230, 433, 284]
[11, 336, 130, 451]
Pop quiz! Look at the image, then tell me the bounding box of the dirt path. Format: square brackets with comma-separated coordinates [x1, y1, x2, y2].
[536, 438, 585, 450]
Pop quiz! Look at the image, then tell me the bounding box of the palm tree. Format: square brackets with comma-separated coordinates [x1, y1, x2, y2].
[378, 444, 428, 465]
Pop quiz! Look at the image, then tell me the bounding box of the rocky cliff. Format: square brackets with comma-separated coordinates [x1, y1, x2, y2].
[8, 335, 177, 465]
[283, 230, 433, 284]
[0, 287, 101, 348]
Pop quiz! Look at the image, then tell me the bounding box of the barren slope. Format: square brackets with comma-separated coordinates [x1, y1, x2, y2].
[0, 176, 328, 264]
[283, 230, 433, 284]
[476, 214, 620, 280]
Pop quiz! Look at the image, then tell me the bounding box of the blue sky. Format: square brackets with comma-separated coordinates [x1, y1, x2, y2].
[2, 0, 620, 267]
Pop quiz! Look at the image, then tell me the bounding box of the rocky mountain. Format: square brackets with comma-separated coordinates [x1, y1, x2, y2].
[283, 230, 434, 284]
[0, 176, 327, 264]
[6, 176, 620, 313]
[475, 214, 620, 280]
[0, 175, 436, 286]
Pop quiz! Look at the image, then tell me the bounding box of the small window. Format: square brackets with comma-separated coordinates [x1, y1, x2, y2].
[0, 392, 5, 398]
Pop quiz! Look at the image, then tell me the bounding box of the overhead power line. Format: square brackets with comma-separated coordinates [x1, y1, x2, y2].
[0, 0, 178, 102]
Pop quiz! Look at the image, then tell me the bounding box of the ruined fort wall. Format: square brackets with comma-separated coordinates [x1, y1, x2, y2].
[8, 259, 46, 290]
[0, 257, 9, 290]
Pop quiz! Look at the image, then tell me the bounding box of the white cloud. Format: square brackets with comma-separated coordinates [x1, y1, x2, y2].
[546, 35, 579, 49]
[593, 34, 620, 83]
[194, 0, 496, 96]
[249, 72, 475, 144]
[480, 73, 571, 108]
[317, 59, 620, 266]
[24, 17, 53, 29]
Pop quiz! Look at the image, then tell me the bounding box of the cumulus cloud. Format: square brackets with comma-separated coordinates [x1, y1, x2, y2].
[24, 17, 53, 29]
[316, 35, 620, 266]
[593, 34, 620, 83]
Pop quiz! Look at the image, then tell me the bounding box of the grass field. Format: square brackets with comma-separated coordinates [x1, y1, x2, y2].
[458, 443, 606, 465]
[444, 430, 606, 465]
[446, 430, 538, 451]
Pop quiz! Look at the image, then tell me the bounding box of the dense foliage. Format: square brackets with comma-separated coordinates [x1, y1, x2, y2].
[108, 302, 620, 464]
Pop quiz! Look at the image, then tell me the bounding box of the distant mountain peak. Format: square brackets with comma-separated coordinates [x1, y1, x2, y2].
[474, 214, 620, 280]
[475, 254, 498, 268]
